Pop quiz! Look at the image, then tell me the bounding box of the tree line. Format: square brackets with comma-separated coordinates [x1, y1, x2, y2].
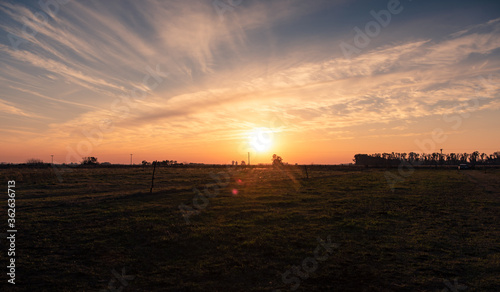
[354, 151, 500, 166]
[142, 160, 182, 166]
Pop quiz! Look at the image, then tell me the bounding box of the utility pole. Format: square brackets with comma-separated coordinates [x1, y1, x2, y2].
[51, 155, 54, 164]
[248, 152, 250, 165]
[440, 149, 443, 166]
[130, 154, 133, 165]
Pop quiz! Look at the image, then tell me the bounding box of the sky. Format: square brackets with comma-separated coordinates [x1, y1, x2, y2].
[0, 0, 499, 165]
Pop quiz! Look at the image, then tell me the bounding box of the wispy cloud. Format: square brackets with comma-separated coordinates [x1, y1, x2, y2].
[110, 20, 500, 131]
[0, 98, 37, 117]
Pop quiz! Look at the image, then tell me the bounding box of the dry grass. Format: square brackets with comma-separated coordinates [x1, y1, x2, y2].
[0, 166, 498, 291]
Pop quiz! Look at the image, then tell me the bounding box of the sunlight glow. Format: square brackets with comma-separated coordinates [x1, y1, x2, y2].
[248, 127, 273, 153]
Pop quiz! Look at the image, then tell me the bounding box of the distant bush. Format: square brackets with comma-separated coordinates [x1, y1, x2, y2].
[81, 157, 99, 165]
[26, 158, 44, 165]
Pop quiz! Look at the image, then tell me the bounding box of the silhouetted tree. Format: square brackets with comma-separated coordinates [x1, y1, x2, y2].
[431, 152, 439, 165]
[408, 152, 415, 162]
[354, 151, 500, 166]
[272, 154, 283, 166]
[480, 153, 487, 164]
[448, 153, 457, 164]
[81, 157, 99, 165]
[470, 151, 479, 165]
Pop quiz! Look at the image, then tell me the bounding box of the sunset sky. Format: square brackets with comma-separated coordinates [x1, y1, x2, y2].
[1, 0, 499, 165]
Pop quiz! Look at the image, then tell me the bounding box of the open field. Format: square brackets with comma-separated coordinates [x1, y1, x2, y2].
[1, 166, 499, 291]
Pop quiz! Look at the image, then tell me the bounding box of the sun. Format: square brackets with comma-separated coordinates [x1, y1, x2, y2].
[248, 127, 273, 153]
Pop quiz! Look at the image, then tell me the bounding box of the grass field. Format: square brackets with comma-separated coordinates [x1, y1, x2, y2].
[1, 166, 499, 291]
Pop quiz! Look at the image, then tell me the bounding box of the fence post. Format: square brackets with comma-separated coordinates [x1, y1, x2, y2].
[150, 161, 157, 194]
